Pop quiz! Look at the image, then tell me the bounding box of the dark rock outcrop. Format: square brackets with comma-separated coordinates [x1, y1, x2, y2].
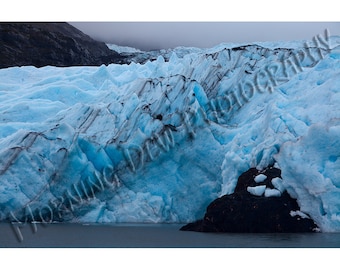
[181, 166, 319, 233]
[0, 22, 127, 68]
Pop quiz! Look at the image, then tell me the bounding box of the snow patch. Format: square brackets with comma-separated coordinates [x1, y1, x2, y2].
[264, 188, 281, 198]
[290, 210, 309, 219]
[106, 43, 142, 54]
[271, 177, 286, 193]
[247, 185, 266, 196]
[254, 174, 267, 183]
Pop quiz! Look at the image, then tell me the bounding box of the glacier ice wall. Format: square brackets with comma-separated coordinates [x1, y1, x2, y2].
[0, 34, 340, 231]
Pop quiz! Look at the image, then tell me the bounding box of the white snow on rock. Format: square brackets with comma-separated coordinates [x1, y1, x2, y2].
[254, 174, 267, 183]
[290, 210, 310, 219]
[0, 34, 340, 231]
[264, 188, 282, 198]
[271, 177, 286, 193]
[247, 185, 266, 196]
[273, 162, 281, 169]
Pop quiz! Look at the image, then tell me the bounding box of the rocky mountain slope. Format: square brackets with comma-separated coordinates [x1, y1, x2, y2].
[0, 22, 127, 68]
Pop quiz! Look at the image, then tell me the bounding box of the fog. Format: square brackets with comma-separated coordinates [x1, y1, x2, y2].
[69, 22, 340, 51]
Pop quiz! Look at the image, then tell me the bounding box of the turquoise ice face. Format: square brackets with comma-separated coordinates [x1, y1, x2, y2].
[1, 33, 339, 232]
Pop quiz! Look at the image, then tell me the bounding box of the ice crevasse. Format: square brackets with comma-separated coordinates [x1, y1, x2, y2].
[0, 37, 340, 231]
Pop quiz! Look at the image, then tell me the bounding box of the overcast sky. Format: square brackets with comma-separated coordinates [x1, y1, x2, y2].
[69, 22, 340, 51]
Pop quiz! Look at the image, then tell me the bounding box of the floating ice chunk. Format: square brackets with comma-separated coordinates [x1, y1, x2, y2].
[247, 185, 266, 196]
[290, 210, 309, 219]
[254, 174, 267, 183]
[271, 177, 286, 193]
[264, 188, 281, 197]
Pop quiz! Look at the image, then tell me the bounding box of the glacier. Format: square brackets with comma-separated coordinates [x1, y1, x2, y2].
[1, 32, 340, 232]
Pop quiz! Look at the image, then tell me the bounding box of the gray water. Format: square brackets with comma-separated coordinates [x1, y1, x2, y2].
[1, 223, 340, 248]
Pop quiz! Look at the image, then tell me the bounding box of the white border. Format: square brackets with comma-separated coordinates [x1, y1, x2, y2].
[1, 1, 339, 267]
[2, 0, 340, 21]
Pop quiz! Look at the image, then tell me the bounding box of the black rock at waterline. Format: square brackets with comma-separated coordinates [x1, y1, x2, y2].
[0, 22, 127, 68]
[181, 167, 319, 233]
